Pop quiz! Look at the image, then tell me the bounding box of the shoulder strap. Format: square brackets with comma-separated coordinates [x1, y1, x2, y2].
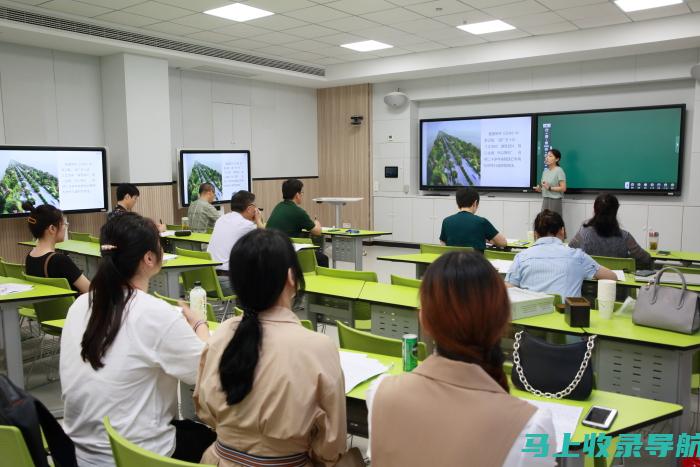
[34, 399, 78, 467]
[43, 252, 57, 278]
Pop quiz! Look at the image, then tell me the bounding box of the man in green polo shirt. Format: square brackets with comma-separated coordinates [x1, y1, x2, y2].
[266, 178, 329, 267]
[439, 187, 507, 252]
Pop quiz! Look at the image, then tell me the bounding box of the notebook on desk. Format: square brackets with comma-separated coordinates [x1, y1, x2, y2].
[634, 272, 700, 286]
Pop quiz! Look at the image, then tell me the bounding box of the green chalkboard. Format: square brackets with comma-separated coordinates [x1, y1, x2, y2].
[536, 105, 684, 194]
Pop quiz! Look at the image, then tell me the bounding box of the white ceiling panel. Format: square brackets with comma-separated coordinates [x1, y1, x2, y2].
[314, 57, 346, 65]
[254, 44, 301, 56]
[435, 35, 486, 46]
[283, 23, 339, 38]
[353, 25, 425, 43]
[689, 0, 700, 12]
[537, 0, 605, 10]
[479, 28, 531, 41]
[77, 0, 143, 9]
[284, 50, 325, 62]
[556, 2, 626, 21]
[519, 20, 577, 34]
[402, 41, 446, 51]
[325, 0, 396, 15]
[286, 39, 330, 51]
[482, 0, 549, 19]
[373, 46, 412, 57]
[625, 3, 691, 21]
[320, 16, 378, 32]
[213, 22, 272, 37]
[285, 5, 350, 22]
[246, 14, 308, 30]
[122, 1, 192, 21]
[171, 13, 237, 29]
[154, 0, 231, 11]
[393, 18, 450, 33]
[224, 38, 272, 49]
[253, 31, 304, 44]
[94, 10, 159, 27]
[386, 0, 438, 5]
[405, 0, 474, 17]
[507, 11, 567, 28]
[433, 10, 495, 26]
[6, 0, 54, 4]
[461, 0, 522, 7]
[360, 7, 425, 24]
[144, 21, 201, 36]
[243, 0, 316, 13]
[186, 30, 235, 43]
[316, 32, 370, 45]
[570, 14, 630, 29]
[40, 0, 111, 18]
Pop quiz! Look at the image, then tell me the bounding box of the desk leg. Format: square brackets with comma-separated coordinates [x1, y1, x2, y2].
[353, 237, 363, 271]
[149, 270, 182, 298]
[416, 263, 427, 279]
[1, 304, 24, 388]
[676, 350, 693, 436]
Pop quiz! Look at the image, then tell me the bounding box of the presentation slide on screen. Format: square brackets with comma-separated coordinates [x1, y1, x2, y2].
[0, 149, 106, 215]
[182, 152, 250, 205]
[421, 116, 532, 188]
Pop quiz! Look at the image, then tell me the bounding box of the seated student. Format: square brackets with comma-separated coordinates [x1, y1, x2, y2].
[23, 202, 90, 294]
[439, 187, 507, 251]
[368, 251, 556, 466]
[60, 213, 213, 467]
[107, 183, 139, 221]
[506, 210, 617, 298]
[187, 183, 221, 233]
[569, 193, 652, 269]
[207, 190, 263, 294]
[266, 178, 329, 267]
[195, 229, 358, 466]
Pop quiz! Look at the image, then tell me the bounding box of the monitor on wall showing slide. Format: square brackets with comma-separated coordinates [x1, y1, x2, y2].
[0, 146, 108, 218]
[420, 114, 534, 191]
[178, 149, 251, 207]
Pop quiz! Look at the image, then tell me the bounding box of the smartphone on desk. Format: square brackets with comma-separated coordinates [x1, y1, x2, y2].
[581, 406, 617, 430]
[657, 250, 671, 255]
[635, 270, 655, 277]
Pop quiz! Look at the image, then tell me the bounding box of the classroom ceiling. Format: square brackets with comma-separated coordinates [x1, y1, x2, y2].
[0, 0, 700, 85]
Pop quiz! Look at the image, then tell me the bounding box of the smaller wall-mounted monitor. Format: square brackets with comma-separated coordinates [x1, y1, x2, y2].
[0, 146, 108, 218]
[535, 105, 685, 195]
[178, 149, 251, 207]
[420, 115, 534, 191]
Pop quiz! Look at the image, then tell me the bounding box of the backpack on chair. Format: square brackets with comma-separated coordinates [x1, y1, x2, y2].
[0, 375, 77, 467]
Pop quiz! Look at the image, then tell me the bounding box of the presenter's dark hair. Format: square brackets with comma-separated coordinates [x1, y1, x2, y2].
[548, 148, 562, 166]
[420, 251, 509, 391]
[230, 190, 255, 213]
[219, 229, 304, 405]
[22, 202, 63, 238]
[282, 178, 303, 200]
[534, 209, 565, 237]
[456, 187, 479, 209]
[199, 183, 215, 194]
[116, 183, 140, 201]
[81, 213, 162, 370]
[584, 193, 621, 237]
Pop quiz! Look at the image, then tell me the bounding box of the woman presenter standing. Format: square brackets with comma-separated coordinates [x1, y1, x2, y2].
[534, 148, 566, 215]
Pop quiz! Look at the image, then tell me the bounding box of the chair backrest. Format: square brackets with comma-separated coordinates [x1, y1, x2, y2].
[316, 266, 378, 283]
[103, 417, 213, 467]
[89, 235, 100, 244]
[174, 248, 224, 299]
[22, 275, 75, 333]
[420, 244, 473, 254]
[0, 425, 34, 467]
[336, 320, 427, 361]
[296, 249, 318, 275]
[152, 291, 216, 322]
[484, 250, 517, 261]
[390, 274, 421, 288]
[69, 232, 91, 242]
[166, 224, 183, 231]
[2, 260, 25, 279]
[591, 255, 635, 273]
[0, 258, 6, 277]
[300, 319, 314, 331]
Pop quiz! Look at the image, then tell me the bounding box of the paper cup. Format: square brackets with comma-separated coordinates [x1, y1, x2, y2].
[526, 230, 535, 242]
[597, 279, 616, 302]
[599, 300, 615, 319]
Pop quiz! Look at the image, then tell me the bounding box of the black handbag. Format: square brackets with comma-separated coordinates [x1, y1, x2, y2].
[511, 330, 595, 401]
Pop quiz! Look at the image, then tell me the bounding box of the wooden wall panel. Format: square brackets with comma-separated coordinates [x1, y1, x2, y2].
[317, 84, 371, 229]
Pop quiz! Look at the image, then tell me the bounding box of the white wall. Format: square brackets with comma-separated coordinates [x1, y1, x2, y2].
[373, 48, 700, 251]
[169, 70, 318, 181]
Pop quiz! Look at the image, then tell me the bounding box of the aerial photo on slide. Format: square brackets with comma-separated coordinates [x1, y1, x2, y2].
[0, 159, 60, 214]
[426, 123, 481, 186]
[186, 160, 223, 202]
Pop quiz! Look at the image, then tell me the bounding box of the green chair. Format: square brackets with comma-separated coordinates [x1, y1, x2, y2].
[0, 258, 5, 276]
[2, 261, 37, 336]
[69, 231, 91, 242]
[166, 224, 183, 231]
[484, 250, 517, 261]
[316, 267, 376, 331]
[336, 320, 427, 361]
[175, 248, 236, 320]
[591, 255, 635, 273]
[291, 237, 317, 275]
[390, 274, 421, 288]
[206, 227, 214, 234]
[420, 244, 473, 254]
[103, 417, 214, 467]
[89, 235, 100, 244]
[300, 319, 314, 331]
[0, 425, 34, 467]
[152, 291, 216, 322]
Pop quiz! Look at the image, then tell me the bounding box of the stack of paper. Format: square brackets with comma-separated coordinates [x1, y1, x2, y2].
[339, 351, 391, 394]
[293, 244, 315, 252]
[160, 230, 176, 237]
[163, 254, 178, 262]
[489, 259, 514, 274]
[0, 283, 34, 295]
[519, 399, 583, 452]
[613, 270, 626, 281]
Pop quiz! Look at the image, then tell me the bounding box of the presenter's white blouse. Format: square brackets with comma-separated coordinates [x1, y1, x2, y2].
[60, 290, 204, 467]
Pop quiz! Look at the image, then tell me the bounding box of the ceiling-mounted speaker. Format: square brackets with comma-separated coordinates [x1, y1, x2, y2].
[384, 91, 409, 108]
[691, 64, 700, 81]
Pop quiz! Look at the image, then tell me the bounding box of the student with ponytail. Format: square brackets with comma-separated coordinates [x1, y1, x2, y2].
[23, 201, 90, 293]
[60, 213, 213, 467]
[368, 252, 556, 466]
[195, 229, 359, 467]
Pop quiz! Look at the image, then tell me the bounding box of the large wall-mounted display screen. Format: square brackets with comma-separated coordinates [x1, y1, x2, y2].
[178, 149, 251, 207]
[420, 115, 534, 191]
[0, 146, 108, 217]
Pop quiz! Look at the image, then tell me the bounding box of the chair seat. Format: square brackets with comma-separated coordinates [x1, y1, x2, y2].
[19, 307, 37, 320]
[354, 319, 371, 331]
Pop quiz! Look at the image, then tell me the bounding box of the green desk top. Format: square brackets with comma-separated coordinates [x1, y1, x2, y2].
[616, 273, 700, 292]
[162, 255, 221, 269]
[359, 282, 419, 309]
[377, 253, 440, 265]
[163, 233, 212, 243]
[648, 249, 700, 263]
[321, 228, 390, 238]
[0, 276, 75, 304]
[302, 275, 365, 299]
[511, 311, 585, 335]
[345, 349, 681, 442]
[20, 239, 101, 257]
[44, 318, 221, 332]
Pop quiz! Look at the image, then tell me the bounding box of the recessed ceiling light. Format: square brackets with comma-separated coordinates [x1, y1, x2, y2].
[341, 40, 393, 52]
[204, 3, 273, 22]
[614, 0, 682, 12]
[457, 20, 515, 35]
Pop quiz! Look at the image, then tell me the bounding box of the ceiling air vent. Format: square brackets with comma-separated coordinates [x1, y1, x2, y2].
[0, 6, 325, 77]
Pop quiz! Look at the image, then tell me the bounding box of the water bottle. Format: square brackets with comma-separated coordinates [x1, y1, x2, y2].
[189, 281, 207, 321]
